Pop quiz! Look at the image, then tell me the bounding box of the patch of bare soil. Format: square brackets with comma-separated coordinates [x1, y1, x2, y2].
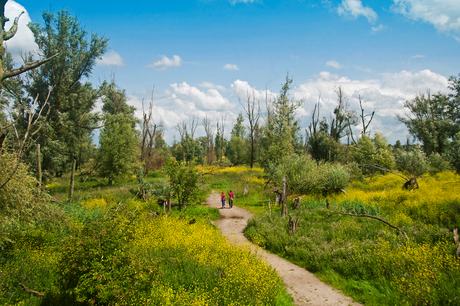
[206, 191, 362, 306]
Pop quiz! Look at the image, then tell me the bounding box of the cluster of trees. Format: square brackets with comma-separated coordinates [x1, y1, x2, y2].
[2, 4, 460, 216]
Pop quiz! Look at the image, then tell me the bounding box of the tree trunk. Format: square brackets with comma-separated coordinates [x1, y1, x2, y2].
[168, 191, 172, 212]
[69, 159, 76, 200]
[281, 175, 288, 218]
[37, 144, 41, 187]
[244, 184, 249, 196]
[289, 216, 300, 233]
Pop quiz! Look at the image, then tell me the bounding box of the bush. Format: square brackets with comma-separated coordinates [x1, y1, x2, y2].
[0, 152, 62, 248]
[394, 146, 429, 177]
[429, 153, 451, 172]
[53, 209, 158, 305]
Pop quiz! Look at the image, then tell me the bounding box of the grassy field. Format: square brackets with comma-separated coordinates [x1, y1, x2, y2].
[0, 169, 293, 305]
[234, 169, 460, 306]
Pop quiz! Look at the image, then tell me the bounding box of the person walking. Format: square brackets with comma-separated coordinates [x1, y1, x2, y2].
[221, 191, 226, 209]
[228, 190, 234, 208]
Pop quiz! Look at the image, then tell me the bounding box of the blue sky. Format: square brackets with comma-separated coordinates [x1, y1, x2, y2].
[5, 0, 460, 144]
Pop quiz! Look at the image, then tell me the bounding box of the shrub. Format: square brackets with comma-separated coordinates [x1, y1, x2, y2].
[54, 210, 158, 305]
[394, 146, 429, 177]
[0, 152, 62, 248]
[429, 152, 451, 172]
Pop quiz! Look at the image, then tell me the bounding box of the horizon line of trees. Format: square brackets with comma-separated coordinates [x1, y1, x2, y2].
[1, 4, 460, 192]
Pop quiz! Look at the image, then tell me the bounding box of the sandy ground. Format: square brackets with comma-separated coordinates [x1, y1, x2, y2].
[207, 191, 362, 306]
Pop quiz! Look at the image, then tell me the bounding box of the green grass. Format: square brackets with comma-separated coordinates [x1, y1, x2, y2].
[1, 166, 293, 306]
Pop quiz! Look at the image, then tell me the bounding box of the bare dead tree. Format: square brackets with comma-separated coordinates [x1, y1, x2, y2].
[220, 111, 226, 164]
[189, 115, 197, 140]
[330, 86, 357, 142]
[239, 89, 261, 168]
[202, 115, 215, 165]
[175, 120, 187, 165]
[0, 89, 52, 189]
[140, 87, 163, 174]
[358, 95, 375, 136]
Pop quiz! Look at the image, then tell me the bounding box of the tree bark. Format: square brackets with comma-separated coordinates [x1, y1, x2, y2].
[289, 216, 300, 233]
[37, 144, 41, 187]
[69, 159, 76, 200]
[281, 176, 288, 218]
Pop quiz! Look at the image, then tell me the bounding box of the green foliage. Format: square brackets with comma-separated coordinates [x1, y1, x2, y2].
[352, 132, 395, 174]
[394, 146, 430, 177]
[244, 171, 460, 306]
[397, 93, 458, 155]
[267, 154, 350, 196]
[164, 159, 200, 210]
[448, 132, 460, 174]
[97, 82, 139, 185]
[24, 9, 108, 178]
[429, 153, 451, 172]
[52, 211, 158, 305]
[260, 75, 303, 168]
[0, 152, 62, 248]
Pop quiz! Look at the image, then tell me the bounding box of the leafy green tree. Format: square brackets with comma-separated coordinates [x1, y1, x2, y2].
[397, 93, 455, 155]
[447, 132, 460, 174]
[164, 159, 200, 211]
[260, 75, 303, 168]
[227, 114, 247, 165]
[352, 132, 395, 174]
[21, 9, 108, 178]
[98, 82, 138, 185]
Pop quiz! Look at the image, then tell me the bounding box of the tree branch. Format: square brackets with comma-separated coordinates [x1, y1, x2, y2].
[2, 53, 59, 81]
[328, 211, 408, 239]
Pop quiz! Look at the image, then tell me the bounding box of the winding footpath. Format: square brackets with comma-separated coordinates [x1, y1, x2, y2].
[206, 191, 362, 306]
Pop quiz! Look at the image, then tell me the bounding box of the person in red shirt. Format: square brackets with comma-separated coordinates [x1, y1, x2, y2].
[221, 191, 226, 209]
[228, 190, 234, 208]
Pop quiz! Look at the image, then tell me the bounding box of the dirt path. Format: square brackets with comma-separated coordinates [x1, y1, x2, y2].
[207, 191, 361, 306]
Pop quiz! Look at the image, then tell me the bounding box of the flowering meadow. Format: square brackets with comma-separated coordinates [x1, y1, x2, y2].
[243, 171, 460, 305]
[0, 173, 290, 305]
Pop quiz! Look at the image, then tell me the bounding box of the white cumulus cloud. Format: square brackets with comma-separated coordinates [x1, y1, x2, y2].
[171, 82, 231, 110]
[292, 69, 449, 143]
[147, 55, 182, 71]
[231, 79, 277, 103]
[392, 0, 460, 34]
[223, 63, 239, 71]
[199, 82, 227, 92]
[337, 0, 378, 23]
[326, 60, 345, 69]
[4, 0, 38, 62]
[96, 51, 125, 67]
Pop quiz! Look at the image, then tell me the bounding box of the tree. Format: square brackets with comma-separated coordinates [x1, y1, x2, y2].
[140, 88, 163, 174]
[98, 82, 138, 185]
[352, 132, 395, 175]
[23, 9, 108, 178]
[0, 1, 57, 89]
[260, 74, 303, 168]
[202, 115, 215, 165]
[164, 159, 200, 211]
[240, 90, 261, 168]
[227, 113, 247, 165]
[330, 86, 357, 142]
[397, 92, 454, 155]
